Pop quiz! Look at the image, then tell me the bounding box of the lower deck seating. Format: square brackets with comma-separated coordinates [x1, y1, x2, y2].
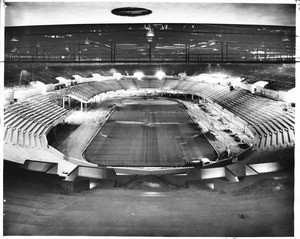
[4, 95, 72, 148]
[56, 78, 296, 150]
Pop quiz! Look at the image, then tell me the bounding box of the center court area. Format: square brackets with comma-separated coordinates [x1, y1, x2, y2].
[84, 99, 217, 167]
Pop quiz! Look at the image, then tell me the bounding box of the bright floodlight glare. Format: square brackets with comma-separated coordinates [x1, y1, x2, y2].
[155, 70, 166, 80]
[113, 72, 122, 80]
[133, 71, 144, 80]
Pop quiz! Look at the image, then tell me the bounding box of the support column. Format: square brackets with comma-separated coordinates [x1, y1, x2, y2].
[113, 42, 116, 61]
[221, 42, 224, 62]
[225, 43, 228, 61]
[68, 96, 71, 107]
[81, 101, 83, 112]
[110, 41, 114, 62]
[62, 97, 65, 109]
[185, 43, 188, 62]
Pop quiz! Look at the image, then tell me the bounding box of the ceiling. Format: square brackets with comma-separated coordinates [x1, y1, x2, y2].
[4, 1, 296, 63]
[5, 1, 296, 27]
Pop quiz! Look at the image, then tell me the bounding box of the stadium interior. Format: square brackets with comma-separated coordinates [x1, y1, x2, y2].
[1, 1, 296, 237]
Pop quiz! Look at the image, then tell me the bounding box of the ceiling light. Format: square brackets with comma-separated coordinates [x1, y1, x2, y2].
[155, 70, 166, 80]
[113, 72, 122, 80]
[250, 50, 265, 54]
[201, 45, 207, 48]
[65, 45, 69, 51]
[209, 40, 216, 46]
[85, 38, 90, 45]
[36, 41, 41, 48]
[11, 47, 17, 53]
[10, 32, 19, 42]
[282, 36, 290, 42]
[133, 71, 144, 80]
[213, 48, 219, 51]
[146, 29, 155, 38]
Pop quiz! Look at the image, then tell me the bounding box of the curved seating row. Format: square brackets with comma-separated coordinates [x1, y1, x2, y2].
[65, 79, 294, 150]
[4, 95, 71, 148]
[32, 72, 59, 84]
[202, 89, 295, 149]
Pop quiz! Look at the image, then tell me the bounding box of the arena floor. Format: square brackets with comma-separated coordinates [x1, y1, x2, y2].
[84, 99, 217, 167]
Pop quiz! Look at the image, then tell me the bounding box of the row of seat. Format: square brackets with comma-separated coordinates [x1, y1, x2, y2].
[206, 89, 295, 149]
[165, 81, 295, 149]
[65, 78, 294, 150]
[32, 72, 59, 84]
[4, 95, 71, 148]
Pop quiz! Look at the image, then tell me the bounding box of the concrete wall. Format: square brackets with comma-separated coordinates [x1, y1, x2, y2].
[238, 82, 254, 93]
[13, 88, 42, 100]
[42, 83, 55, 93]
[256, 86, 295, 103]
[256, 86, 281, 100]
[248, 162, 282, 173]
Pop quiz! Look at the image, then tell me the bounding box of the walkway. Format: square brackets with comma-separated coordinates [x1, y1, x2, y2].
[56, 123, 100, 159]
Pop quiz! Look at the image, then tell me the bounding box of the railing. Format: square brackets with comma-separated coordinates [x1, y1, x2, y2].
[5, 52, 295, 63]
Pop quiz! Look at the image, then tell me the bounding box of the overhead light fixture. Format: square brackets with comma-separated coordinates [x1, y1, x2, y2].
[10, 32, 19, 42]
[209, 40, 217, 46]
[65, 45, 69, 51]
[155, 70, 166, 80]
[133, 71, 144, 80]
[282, 36, 290, 42]
[36, 41, 41, 48]
[146, 29, 155, 38]
[11, 46, 17, 53]
[213, 48, 219, 51]
[113, 72, 122, 80]
[85, 38, 90, 45]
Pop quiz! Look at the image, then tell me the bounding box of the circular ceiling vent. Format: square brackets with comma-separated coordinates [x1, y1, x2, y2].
[111, 7, 152, 17]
